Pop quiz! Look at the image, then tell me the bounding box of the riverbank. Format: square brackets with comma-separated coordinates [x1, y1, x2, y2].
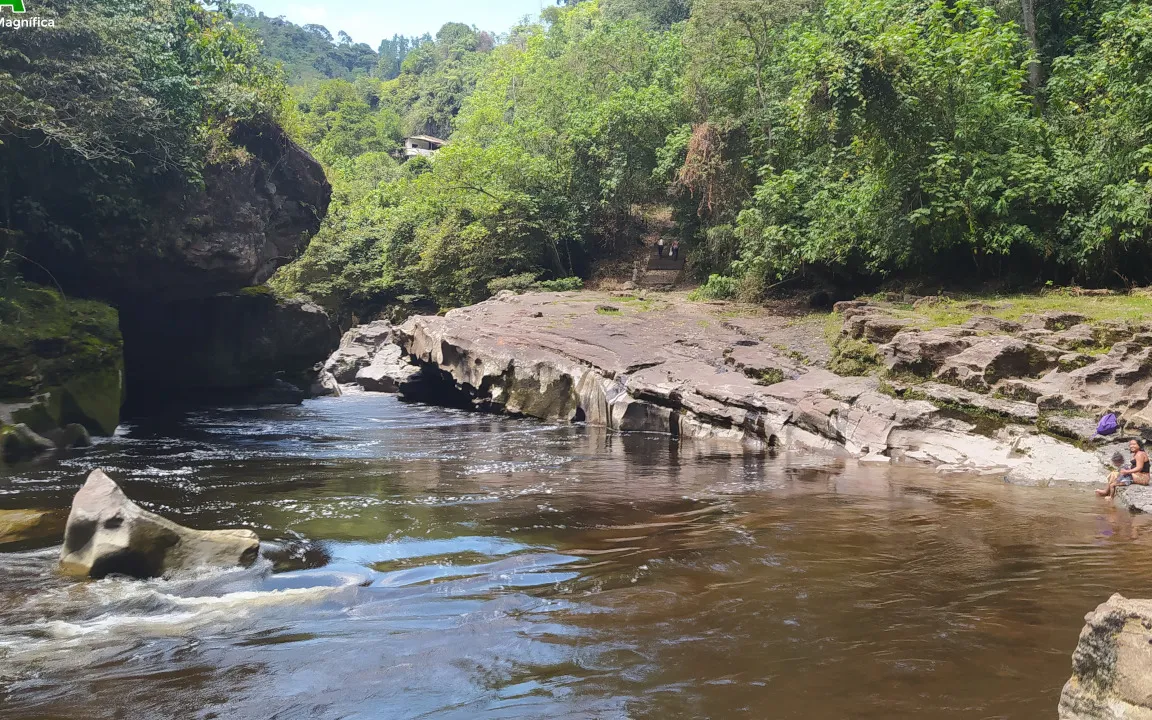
[390, 289, 1145, 486]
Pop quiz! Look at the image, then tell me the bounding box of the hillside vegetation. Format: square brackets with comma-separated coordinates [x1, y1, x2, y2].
[0, 0, 285, 277]
[259, 0, 1152, 318]
[7, 0, 1149, 321]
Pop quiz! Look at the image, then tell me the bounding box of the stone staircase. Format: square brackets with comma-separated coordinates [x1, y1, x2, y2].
[633, 253, 685, 288]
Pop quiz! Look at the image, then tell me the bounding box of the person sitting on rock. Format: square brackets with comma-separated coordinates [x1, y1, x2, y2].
[1097, 440, 1151, 498]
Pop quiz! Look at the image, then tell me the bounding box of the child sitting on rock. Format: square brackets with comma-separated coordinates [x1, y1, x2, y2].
[1097, 440, 1151, 498]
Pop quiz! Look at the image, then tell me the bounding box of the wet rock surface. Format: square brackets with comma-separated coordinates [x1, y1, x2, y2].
[0, 508, 66, 546]
[1117, 485, 1152, 514]
[391, 292, 1109, 484]
[59, 469, 259, 579]
[1, 423, 56, 462]
[1060, 594, 1152, 719]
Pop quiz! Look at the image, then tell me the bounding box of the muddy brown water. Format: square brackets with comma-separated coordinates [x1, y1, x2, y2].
[1, 392, 1148, 719]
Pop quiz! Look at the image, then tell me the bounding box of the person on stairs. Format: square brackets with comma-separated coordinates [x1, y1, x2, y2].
[656, 237, 665, 258]
[671, 240, 680, 260]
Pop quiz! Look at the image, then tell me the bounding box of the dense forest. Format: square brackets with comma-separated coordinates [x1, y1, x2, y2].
[260, 0, 1152, 317]
[4, 0, 1152, 320]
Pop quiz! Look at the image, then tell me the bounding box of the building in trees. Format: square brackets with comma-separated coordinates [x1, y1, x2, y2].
[400, 135, 446, 159]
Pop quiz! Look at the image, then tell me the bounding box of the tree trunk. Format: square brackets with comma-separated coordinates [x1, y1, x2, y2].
[1020, 0, 1043, 97]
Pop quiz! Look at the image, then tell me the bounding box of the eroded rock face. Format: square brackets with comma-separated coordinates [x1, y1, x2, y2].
[324, 320, 397, 384]
[1060, 594, 1152, 719]
[935, 337, 1062, 391]
[882, 328, 975, 375]
[962, 315, 1023, 334]
[391, 292, 1108, 484]
[59, 470, 259, 579]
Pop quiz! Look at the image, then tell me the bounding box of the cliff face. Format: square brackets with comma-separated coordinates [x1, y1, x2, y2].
[120, 288, 338, 409]
[0, 284, 123, 460]
[4, 121, 336, 432]
[41, 123, 331, 303]
[393, 291, 1107, 485]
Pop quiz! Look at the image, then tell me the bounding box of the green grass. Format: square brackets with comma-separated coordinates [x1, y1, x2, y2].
[773, 343, 812, 365]
[828, 337, 882, 376]
[614, 295, 657, 312]
[884, 292, 1152, 330]
[747, 367, 785, 385]
[595, 306, 622, 316]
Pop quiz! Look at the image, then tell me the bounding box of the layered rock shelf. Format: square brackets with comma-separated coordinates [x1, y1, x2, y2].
[841, 300, 1152, 434]
[386, 291, 1122, 485]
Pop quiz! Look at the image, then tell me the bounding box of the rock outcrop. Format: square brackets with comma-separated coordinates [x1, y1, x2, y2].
[59, 469, 259, 579]
[817, 294, 1152, 448]
[1117, 485, 1152, 514]
[355, 345, 419, 393]
[40, 124, 331, 304]
[391, 292, 1106, 484]
[325, 320, 395, 383]
[120, 288, 338, 408]
[1060, 594, 1152, 719]
[322, 320, 420, 393]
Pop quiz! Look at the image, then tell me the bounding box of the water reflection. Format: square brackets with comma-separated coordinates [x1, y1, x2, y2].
[0, 393, 1148, 719]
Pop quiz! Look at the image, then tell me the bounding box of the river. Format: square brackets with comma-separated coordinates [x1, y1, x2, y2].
[1, 392, 1149, 719]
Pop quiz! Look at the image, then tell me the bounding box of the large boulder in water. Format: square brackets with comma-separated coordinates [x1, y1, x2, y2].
[0, 423, 56, 462]
[59, 470, 259, 579]
[1059, 594, 1152, 719]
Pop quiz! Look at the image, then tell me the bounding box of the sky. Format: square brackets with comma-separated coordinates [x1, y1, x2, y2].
[241, 0, 549, 48]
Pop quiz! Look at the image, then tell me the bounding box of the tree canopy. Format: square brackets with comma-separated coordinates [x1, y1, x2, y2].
[0, 0, 284, 267]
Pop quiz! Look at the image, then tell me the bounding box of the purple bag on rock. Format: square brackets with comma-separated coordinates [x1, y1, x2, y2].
[1096, 412, 1119, 436]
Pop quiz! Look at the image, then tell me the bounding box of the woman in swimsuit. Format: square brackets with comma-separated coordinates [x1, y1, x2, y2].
[1097, 439, 1151, 498]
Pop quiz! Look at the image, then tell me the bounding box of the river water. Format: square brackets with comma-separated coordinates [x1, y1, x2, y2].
[1, 392, 1150, 719]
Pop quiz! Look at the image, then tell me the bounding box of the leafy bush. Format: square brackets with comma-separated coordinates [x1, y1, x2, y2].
[688, 274, 740, 300]
[536, 277, 584, 292]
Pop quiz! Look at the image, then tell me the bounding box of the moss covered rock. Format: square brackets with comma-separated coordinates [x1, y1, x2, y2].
[0, 283, 123, 437]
